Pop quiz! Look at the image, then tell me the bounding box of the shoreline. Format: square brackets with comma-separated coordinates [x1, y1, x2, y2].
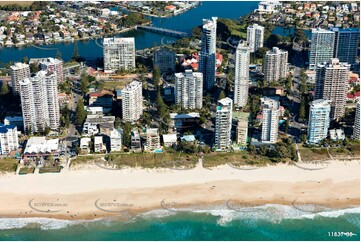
[0, 22, 151, 50]
[0, 161, 359, 222]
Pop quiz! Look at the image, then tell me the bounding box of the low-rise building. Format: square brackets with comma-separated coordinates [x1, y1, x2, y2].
[130, 129, 142, 150]
[23, 137, 59, 160]
[329, 129, 345, 141]
[94, 136, 106, 153]
[88, 90, 114, 113]
[85, 114, 115, 131]
[110, 129, 122, 152]
[170, 112, 201, 132]
[162, 134, 177, 147]
[80, 137, 91, 153]
[82, 122, 99, 136]
[144, 128, 161, 152]
[86, 106, 103, 115]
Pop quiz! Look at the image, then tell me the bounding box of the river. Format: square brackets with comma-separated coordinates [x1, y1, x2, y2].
[0, 1, 260, 63]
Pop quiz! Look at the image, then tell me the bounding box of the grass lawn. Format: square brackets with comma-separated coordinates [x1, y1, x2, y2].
[328, 147, 351, 159]
[105, 153, 198, 169]
[346, 142, 360, 158]
[203, 152, 274, 168]
[0, 1, 33, 6]
[299, 148, 330, 162]
[71, 155, 99, 166]
[100, 80, 132, 90]
[18, 167, 35, 175]
[64, 61, 79, 68]
[0, 158, 18, 173]
[39, 166, 62, 174]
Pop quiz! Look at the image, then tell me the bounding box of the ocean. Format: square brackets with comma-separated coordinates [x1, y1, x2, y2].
[0, 205, 359, 241]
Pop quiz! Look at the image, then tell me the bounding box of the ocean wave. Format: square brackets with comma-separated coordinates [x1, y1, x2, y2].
[0, 217, 100, 231]
[136, 204, 360, 226]
[1, 206, 359, 230]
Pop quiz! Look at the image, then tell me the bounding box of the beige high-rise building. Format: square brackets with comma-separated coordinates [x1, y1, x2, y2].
[10, 62, 30, 95]
[121, 81, 143, 122]
[314, 58, 350, 120]
[19, 71, 60, 134]
[263, 47, 288, 83]
[234, 41, 250, 108]
[236, 120, 248, 145]
[215, 97, 233, 150]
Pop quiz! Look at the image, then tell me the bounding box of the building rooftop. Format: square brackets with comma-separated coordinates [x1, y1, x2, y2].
[181, 135, 195, 142]
[311, 28, 335, 33]
[10, 62, 29, 70]
[86, 106, 103, 113]
[311, 99, 332, 108]
[217, 97, 233, 108]
[170, 112, 200, 119]
[80, 137, 91, 147]
[146, 128, 159, 136]
[123, 80, 142, 91]
[24, 137, 59, 154]
[4, 116, 23, 122]
[162, 134, 177, 143]
[110, 128, 121, 138]
[202, 17, 217, 30]
[103, 37, 134, 45]
[0, 124, 17, 133]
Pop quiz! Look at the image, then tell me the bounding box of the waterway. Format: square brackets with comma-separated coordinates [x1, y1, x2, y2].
[0, 1, 259, 63]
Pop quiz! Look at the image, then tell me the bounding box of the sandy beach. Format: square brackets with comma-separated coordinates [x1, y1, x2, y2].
[0, 160, 359, 220]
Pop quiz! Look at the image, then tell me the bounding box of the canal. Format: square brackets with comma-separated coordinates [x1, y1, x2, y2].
[0, 1, 259, 63]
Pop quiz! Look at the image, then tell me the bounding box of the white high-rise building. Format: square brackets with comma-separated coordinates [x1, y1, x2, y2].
[175, 70, 203, 110]
[10, 62, 30, 95]
[19, 71, 60, 134]
[39, 58, 63, 83]
[199, 17, 217, 91]
[264, 47, 288, 83]
[103, 37, 136, 73]
[247, 24, 264, 53]
[307, 99, 331, 144]
[234, 41, 250, 108]
[215, 97, 233, 150]
[309, 28, 335, 70]
[353, 102, 360, 140]
[261, 97, 279, 143]
[121, 81, 143, 122]
[0, 124, 18, 155]
[314, 58, 350, 120]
